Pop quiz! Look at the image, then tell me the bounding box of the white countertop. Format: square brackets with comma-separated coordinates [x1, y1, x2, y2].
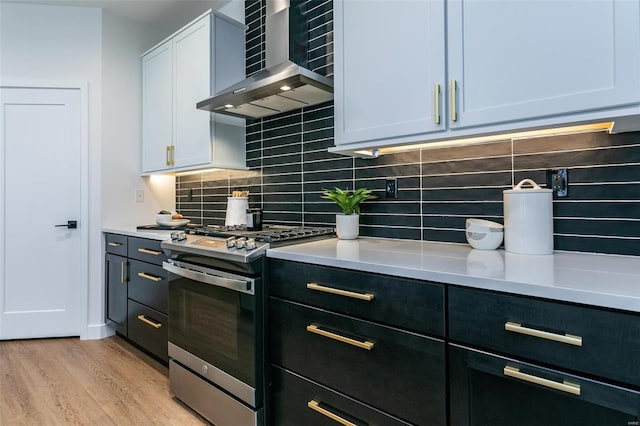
[103, 225, 175, 241]
[267, 238, 640, 313]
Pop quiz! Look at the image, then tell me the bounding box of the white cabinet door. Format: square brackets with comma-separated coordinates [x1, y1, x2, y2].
[173, 15, 212, 169]
[142, 40, 173, 172]
[334, 0, 445, 147]
[448, 0, 640, 129]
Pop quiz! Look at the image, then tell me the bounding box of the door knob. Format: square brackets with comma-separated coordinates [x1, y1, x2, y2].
[55, 220, 77, 229]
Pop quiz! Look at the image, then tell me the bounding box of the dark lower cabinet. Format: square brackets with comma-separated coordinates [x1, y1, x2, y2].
[105, 233, 169, 363]
[105, 253, 127, 335]
[127, 300, 168, 362]
[270, 365, 412, 426]
[449, 344, 640, 426]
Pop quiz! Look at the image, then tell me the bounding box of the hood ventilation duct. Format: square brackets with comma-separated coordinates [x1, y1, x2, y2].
[197, 0, 333, 119]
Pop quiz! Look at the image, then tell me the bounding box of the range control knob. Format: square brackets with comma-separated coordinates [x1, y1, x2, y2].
[235, 237, 246, 249]
[201, 364, 208, 375]
[226, 237, 236, 248]
[246, 238, 256, 250]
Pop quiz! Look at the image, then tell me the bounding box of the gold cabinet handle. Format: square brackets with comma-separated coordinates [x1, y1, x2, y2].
[166, 146, 171, 166]
[504, 366, 581, 395]
[505, 322, 582, 347]
[137, 272, 162, 282]
[434, 83, 441, 125]
[306, 324, 374, 350]
[307, 283, 374, 301]
[137, 248, 162, 256]
[120, 261, 127, 284]
[137, 314, 162, 329]
[170, 145, 175, 166]
[108, 242, 122, 247]
[307, 400, 357, 426]
[450, 79, 457, 122]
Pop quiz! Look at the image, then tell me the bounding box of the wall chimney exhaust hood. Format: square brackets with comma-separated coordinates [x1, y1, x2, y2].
[197, 0, 333, 119]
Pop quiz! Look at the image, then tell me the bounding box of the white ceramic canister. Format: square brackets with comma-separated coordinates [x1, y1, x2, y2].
[503, 179, 553, 255]
[225, 197, 249, 226]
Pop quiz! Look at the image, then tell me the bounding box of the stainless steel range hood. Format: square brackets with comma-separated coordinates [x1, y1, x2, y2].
[197, 0, 333, 119]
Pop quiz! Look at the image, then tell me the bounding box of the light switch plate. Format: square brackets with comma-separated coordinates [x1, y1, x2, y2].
[135, 189, 144, 202]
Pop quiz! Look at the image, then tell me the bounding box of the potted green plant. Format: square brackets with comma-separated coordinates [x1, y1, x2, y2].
[321, 187, 376, 239]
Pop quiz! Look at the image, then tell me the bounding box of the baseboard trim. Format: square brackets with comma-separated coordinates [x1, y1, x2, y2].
[82, 323, 115, 340]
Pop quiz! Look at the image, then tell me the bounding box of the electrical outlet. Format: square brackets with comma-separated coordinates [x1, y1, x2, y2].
[385, 179, 398, 199]
[135, 189, 144, 203]
[546, 168, 568, 198]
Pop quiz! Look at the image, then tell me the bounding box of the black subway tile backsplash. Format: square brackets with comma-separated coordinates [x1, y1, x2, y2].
[175, 0, 640, 256]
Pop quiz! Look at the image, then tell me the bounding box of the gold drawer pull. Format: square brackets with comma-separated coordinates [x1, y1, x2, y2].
[120, 261, 127, 284]
[138, 248, 162, 256]
[307, 400, 357, 426]
[504, 366, 581, 395]
[108, 242, 122, 247]
[306, 324, 374, 351]
[137, 315, 162, 329]
[505, 322, 582, 347]
[137, 272, 162, 282]
[307, 283, 374, 301]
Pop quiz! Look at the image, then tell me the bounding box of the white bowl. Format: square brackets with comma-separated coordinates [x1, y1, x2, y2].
[157, 219, 190, 228]
[156, 213, 173, 223]
[466, 219, 504, 250]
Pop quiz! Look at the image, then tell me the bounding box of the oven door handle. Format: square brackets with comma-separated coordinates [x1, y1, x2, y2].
[163, 261, 255, 295]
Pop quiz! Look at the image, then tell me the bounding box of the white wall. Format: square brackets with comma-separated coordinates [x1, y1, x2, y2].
[101, 11, 175, 230]
[0, 2, 104, 339]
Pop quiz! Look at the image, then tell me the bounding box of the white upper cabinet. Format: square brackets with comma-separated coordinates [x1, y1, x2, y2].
[142, 41, 173, 172]
[448, 0, 640, 129]
[142, 11, 246, 174]
[333, 0, 640, 152]
[334, 0, 445, 147]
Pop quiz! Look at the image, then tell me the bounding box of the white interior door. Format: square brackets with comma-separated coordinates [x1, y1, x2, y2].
[0, 86, 83, 339]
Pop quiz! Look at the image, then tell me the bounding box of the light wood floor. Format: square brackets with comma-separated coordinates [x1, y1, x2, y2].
[0, 336, 209, 425]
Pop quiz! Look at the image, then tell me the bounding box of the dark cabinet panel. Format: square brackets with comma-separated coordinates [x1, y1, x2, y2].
[449, 345, 640, 426]
[105, 233, 127, 256]
[270, 365, 412, 426]
[128, 260, 168, 313]
[269, 259, 445, 337]
[270, 297, 446, 426]
[128, 237, 165, 266]
[449, 286, 640, 387]
[105, 253, 127, 335]
[127, 299, 168, 362]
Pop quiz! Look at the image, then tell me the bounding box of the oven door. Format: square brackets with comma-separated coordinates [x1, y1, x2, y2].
[164, 260, 261, 408]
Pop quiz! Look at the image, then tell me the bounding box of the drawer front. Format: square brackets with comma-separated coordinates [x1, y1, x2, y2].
[128, 237, 165, 266]
[269, 259, 445, 337]
[449, 345, 640, 426]
[127, 300, 168, 362]
[270, 297, 446, 426]
[128, 260, 168, 313]
[270, 365, 412, 426]
[105, 233, 127, 256]
[449, 286, 640, 387]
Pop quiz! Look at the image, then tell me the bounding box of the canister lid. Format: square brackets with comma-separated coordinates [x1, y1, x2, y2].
[503, 178, 552, 194]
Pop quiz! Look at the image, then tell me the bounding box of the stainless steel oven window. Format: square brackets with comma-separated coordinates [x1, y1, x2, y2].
[168, 273, 257, 387]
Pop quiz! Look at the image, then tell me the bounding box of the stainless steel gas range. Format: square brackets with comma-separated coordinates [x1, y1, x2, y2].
[161, 225, 335, 426]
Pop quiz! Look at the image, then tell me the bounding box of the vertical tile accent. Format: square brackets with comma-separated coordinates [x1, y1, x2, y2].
[175, 1, 640, 256]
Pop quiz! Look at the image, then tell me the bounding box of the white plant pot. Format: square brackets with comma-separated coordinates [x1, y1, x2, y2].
[336, 214, 359, 240]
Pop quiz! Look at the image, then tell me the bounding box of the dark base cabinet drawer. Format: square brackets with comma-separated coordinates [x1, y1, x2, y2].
[450, 345, 640, 426]
[449, 286, 640, 387]
[270, 365, 412, 426]
[128, 237, 165, 266]
[270, 297, 446, 426]
[128, 260, 168, 313]
[269, 259, 445, 337]
[127, 300, 168, 362]
[105, 233, 127, 256]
